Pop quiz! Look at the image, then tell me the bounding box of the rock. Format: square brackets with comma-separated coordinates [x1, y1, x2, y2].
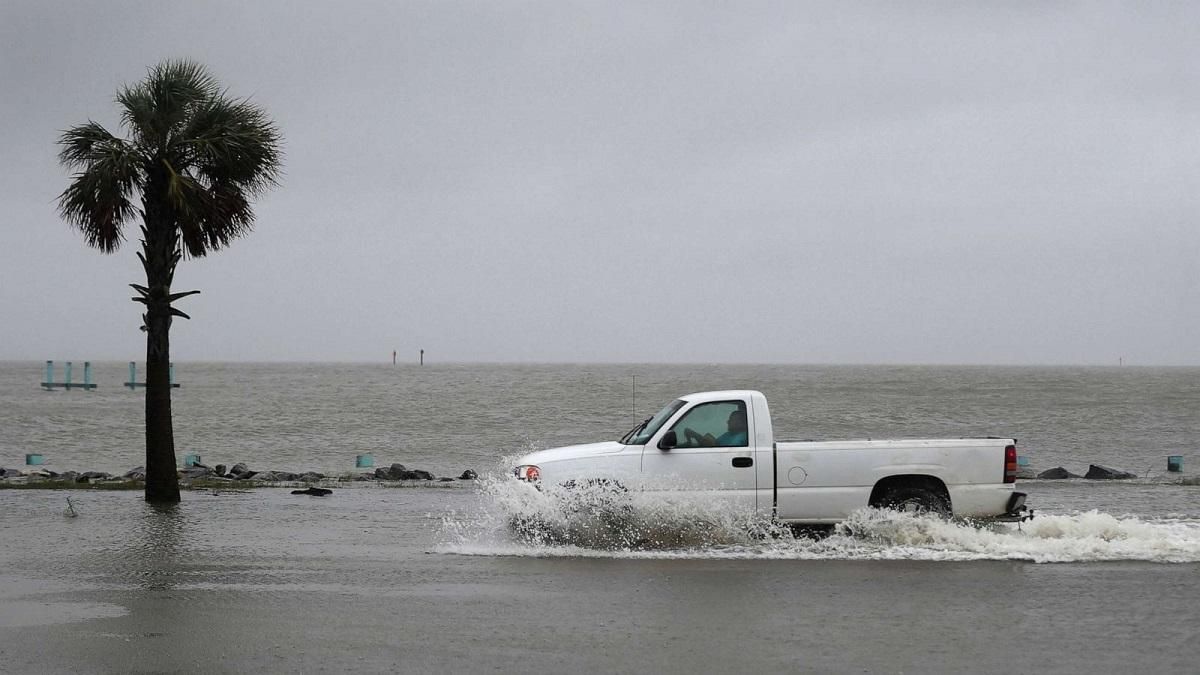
[55, 471, 79, 482]
[180, 466, 212, 479]
[352, 472, 377, 481]
[299, 472, 325, 482]
[1037, 467, 1080, 480]
[370, 463, 436, 481]
[214, 464, 227, 476]
[459, 469, 478, 480]
[1085, 464, 1137, 480]
[439, 477, 454, 482]
[251, 471, 299, 482]
[291, 487, 333, 496]
[230, 463, 257, 479]
[124, 467, 146, 479]
[81, 471, 111, 480]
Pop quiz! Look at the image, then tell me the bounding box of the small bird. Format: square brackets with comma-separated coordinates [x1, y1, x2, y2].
[64, 497, 78, 518]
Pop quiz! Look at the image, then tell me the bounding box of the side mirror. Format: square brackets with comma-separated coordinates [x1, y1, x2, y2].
[658, 430, 677, 451]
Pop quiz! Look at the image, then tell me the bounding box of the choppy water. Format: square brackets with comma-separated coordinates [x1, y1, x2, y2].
[3, 361, 1197, 481]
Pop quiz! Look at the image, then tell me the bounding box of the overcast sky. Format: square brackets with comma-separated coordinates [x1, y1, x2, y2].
[1, 1, 1197, 365]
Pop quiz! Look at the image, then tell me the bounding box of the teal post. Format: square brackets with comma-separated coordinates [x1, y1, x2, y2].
[1168, 456, 1183, 473]
[84, 362, 93, 389]
[169, 362, 175, 386]
[65, 362, 73, 388]
[128, 361, 136, 388]
[44, 361, 53, 388]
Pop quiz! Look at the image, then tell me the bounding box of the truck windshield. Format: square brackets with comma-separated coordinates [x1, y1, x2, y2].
[621, 399, 686, 445]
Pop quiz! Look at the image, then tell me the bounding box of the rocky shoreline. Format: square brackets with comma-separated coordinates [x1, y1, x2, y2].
[0, 462, 479, 488]
[3, 461, 1194, 488]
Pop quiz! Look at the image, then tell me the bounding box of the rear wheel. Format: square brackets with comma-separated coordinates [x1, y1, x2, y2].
[881, 486, 950, 517]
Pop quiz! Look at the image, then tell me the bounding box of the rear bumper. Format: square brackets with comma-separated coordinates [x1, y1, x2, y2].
[989, 491, 1034, 523]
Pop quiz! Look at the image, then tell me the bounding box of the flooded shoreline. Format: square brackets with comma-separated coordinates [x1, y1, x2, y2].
[2, 486, 1197, 674]
[3, 362, 1197, 671]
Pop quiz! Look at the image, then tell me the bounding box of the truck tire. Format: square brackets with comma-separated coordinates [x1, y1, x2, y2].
[881, 486, 950, 517]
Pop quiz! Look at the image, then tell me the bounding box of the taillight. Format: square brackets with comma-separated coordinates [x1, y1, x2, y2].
[514, 465, 541, 482]
[1004, 444, 1017, 483]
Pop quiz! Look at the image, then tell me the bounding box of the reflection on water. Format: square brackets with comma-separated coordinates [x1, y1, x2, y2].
[0, 487, 446, 602]
[127, 502, 186, 591]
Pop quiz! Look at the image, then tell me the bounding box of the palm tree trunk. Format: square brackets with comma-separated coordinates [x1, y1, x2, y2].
[144, 310, 179, 503]
[141, 198, 181, 504]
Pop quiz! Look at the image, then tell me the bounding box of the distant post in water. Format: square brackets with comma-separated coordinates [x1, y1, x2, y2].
[420, 349, 424, 366]
[41, 360, 97, 390]
[126, 362, 181, 389]
[392, 350, 397, 366]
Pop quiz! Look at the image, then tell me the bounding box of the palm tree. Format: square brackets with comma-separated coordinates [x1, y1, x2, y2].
[57, 60, 282, 503]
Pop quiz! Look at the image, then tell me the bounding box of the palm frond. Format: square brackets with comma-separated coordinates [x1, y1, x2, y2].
[56, 128, 142, 253]
[182, 96, 283, 195]
[118, 59, 219, 150]
[58, 122, 131, 168]
[169, 171, 256, 257]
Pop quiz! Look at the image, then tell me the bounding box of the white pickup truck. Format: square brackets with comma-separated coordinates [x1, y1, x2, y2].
[513, 390, 1030, 525]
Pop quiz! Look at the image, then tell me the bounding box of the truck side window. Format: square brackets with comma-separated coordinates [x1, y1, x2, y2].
[670, 401, 748, 448]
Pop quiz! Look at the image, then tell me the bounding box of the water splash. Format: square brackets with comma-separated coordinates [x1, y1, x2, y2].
[440, 473, 1200, 563]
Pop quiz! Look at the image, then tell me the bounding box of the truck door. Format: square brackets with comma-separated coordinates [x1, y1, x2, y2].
[640, 399, 757, 512]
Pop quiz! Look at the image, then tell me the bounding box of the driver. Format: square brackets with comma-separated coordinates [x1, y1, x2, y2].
[684, 409, 748, 447]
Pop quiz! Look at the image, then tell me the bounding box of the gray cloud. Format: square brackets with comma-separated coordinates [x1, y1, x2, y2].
[1, 1, 1196, 364]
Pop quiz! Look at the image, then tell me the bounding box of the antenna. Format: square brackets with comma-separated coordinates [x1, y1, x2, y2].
[633, 375, 636, 418]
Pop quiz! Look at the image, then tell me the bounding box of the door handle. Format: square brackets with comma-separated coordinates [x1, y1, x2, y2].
[732, 457, 753, 468]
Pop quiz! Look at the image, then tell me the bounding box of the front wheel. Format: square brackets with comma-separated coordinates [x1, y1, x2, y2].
[880, 486, 950, 517]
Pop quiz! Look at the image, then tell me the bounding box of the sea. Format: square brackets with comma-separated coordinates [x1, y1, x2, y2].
[2, 361, 1198, 673]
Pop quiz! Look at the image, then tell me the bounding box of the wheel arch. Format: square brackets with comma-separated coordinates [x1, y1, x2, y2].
[868, 474, 952, 509]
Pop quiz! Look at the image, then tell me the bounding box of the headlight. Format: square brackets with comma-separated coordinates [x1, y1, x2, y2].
[513, 465, 541, 482]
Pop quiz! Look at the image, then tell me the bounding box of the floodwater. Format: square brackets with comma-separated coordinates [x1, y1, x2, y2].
[2, 478, 1199, 673]
[1, 362, 1198, 673]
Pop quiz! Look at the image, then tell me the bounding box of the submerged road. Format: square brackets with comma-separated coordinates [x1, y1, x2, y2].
[0, 488, 1196, 674]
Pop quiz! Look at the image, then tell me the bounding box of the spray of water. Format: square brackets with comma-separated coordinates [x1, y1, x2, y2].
[440, 467, 1200, 563]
